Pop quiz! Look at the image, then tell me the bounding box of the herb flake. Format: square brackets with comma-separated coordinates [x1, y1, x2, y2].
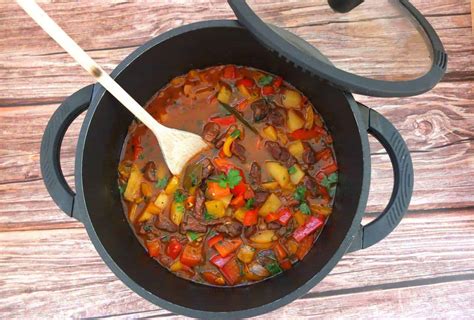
[174, 190, 186, 203]
[299, 202, 311, 215]
[155, 176, 169, 189]
[245, 198, 255, 209]
[216, 169, 242, 189]
[230, 129, 241, 139]
[288, 166, 297, 175]
[258, 75, 273, 86]
[294, 185, 307, 202]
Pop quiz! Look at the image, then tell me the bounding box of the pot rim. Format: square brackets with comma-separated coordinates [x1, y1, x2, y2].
[74, 20, 371, 318]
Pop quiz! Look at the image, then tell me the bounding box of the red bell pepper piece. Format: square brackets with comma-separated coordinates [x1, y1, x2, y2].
[321, 163, 338, 175]
[222, 65, 237, 79]
[213, 157, 234, 173]
[276, 207, 292, 226]
[220, 257, 241, 285]
[274, 243, 287, 261]
[236, 99, 249, 111]
[208, 233, 224, 248]
[214, 238, 243, 258]
[146, 239, 161, 258]
[288, 127, 326, 140]
[316, 148, 332, 161]
[165, 237, 182, 260]
[210, 254, 234, 268]
[231, 180, 247, 196]
[207, 182, 231, 198]
[295, 233, 315, 260]
[264, 211, 281, 223]
[243, 209, 258, 226]
[180, 244, 203, 267]
[209, 115, 236, 126]
[236, 78, 254, 88]
[262, 85, 275, 96]
[293, 216, 324, 242]
[131, 135, 143, 160]
[201, 271, 225, 285]
[279, 258, 292, 270]
[273, 76, 283, 88]
[243, 187, 255, 200]
[230, 194, 246, 208]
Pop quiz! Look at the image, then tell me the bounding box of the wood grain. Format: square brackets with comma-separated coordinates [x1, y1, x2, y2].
[0, 209, 473, 318]
[0, 0, 473, 318]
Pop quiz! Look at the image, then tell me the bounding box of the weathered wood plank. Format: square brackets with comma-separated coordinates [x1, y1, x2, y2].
[0, 0, 472, 105]
[0, 209, 472, 318]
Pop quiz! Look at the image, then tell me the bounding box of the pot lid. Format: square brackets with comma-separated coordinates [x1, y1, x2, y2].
[228, 0, 447, 97]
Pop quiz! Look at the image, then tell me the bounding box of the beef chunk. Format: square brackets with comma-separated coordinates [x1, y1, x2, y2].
[249, 162, 261, 185]
[267, 221, 281, 230]
[231, 142, 246, 161]
[155, 213, 178, 232]
[194, 188, 205, 218]
[254, 191, 269, 206]
[303, 175, 320, 198]
[267, 108, 285, 126]
[202, 122, 221, 143]
[244, 225, 257, 238]
[302, 142, 316, 165]
[215, 220, 243, 238]
[265, 141, 297, 168]
[265, 141, 282, 160]
[200, 158, 215, 180]
[138, 222, 159, 235]
[159, 255, 174, 268]
[144, 161, 158, 182]
[285, 155, 298, 168]
[251, 100, 269, 122]
[277, 226, 287, 237]
[181, 214, 207, 233]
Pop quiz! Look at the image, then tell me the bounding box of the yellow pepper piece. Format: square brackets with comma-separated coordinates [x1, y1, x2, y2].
[141, 182, 153, 198]
[294, 210, 307, 226]
[258, 193, 282, 217]
[310, 204, 333, 216]
[250, 230, 277, 243]
[217, 86, 232, 104]
[170, 260, 183, 272]
[223, 135, 237, 157]
[170, 201, 185, 226]
[237, 84, 251, 98]
[128, 203, 140, 223]
[265, 161, 290, 188]
[124, 164, 143, 202]
[237, 245, 256, 263]
[139, 210, 154, 223]
[261, 181, 280, 191]
[165, 176, 179, 195]
[205, 200, 226, 218]
[288, 140, 304, 160]
[154, 192, 170, 210]
[262, 125, 278, 141]
[233, 207, 248, 223]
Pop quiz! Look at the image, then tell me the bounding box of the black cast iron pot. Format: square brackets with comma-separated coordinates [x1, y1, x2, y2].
[40, 20, 413, 318]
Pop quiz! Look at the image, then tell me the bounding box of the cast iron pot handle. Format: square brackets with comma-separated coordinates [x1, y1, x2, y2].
[40, 84, 94, 219]
[348, 103, 414, 252]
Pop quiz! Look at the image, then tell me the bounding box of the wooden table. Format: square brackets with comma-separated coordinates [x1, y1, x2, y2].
[1, 1, 473, 318]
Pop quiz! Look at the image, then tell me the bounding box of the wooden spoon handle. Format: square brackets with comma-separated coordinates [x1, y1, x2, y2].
[17, 0, 164, 133]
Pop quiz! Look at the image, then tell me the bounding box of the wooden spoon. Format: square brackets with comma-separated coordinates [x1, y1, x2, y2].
[17, 0, 209, 175]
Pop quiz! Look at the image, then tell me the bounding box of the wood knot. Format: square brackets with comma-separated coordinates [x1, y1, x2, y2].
[90, 66, 102, 78]
[415, 120, 433, 135]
